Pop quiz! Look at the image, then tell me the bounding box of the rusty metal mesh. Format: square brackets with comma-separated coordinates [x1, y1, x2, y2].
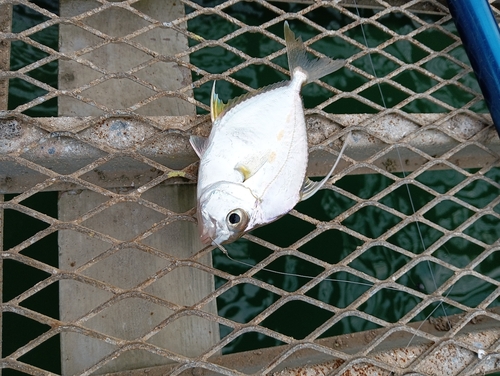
[1, 0, 500, 375]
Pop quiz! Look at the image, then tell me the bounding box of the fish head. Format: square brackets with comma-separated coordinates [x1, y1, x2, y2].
[198, 181, 258, 245]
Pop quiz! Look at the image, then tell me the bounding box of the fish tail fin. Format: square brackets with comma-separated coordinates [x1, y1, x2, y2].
[284, 21, 345, 84]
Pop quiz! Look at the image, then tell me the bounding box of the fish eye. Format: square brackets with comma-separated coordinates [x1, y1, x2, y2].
[228, 212, 240, 224]
[226, 209, 248, 230]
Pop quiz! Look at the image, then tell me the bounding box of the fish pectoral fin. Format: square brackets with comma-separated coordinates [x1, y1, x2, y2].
[189, 135, 208, 158]
[235, 153, 269, 181]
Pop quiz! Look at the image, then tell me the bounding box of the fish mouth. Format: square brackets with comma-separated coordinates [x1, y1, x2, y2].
[197, 207, 216, 245]
[200, 227, 213, 245]
[199, 218, 231, 246]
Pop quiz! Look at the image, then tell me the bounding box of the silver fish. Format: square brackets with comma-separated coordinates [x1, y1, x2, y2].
[190, 22, 345, 245]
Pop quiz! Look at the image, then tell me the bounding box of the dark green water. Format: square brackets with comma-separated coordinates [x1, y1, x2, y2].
[3, 0, 500, 372]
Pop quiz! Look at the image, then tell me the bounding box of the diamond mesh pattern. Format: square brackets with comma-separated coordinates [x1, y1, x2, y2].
[1, 0, 500, 375]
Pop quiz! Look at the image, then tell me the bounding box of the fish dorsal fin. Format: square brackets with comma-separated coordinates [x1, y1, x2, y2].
[189, 135, 208, 158]
[210, 81, 289, 123]
[211, 81, 227, 122]
[300, 135, 349, 201]
[235, 152, 270, 182]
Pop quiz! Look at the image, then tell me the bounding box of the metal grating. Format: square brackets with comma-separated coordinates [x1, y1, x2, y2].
[1, 0, 500, 375]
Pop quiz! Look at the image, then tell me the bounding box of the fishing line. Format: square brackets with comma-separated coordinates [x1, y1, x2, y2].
[352, 0, 453, 338]
[213, 236, 412, 293]
[213, 240, 395, 289]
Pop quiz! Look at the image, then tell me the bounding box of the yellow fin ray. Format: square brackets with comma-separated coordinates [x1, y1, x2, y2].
[210, 81, 228, 122]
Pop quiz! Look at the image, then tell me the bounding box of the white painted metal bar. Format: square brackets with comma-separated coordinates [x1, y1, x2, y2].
[57, 1, 218, 374]
[1, 113, 499, 194]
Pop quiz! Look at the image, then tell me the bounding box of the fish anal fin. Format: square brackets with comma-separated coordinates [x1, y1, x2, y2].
[300, 178, 323, 201]
[189, 135, 208, 158]
[235, 153, 269, 181]
[300, 135, 349, 201]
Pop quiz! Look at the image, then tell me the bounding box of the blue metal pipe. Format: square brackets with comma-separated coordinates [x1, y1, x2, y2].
[447, 0, 500, 137]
